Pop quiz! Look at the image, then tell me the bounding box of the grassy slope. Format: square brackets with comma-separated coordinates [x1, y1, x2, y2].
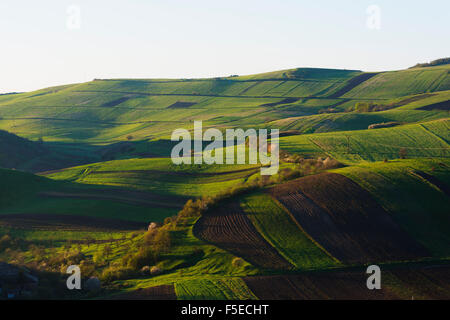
[280, 119, 450, 164]
[41, 158, 260, 197]
[334, 159, 450, 257]
[343, 65, 450, 99]
[175, 278, 257, 300]
[0, 168, 168, 222]
[2, 66, 447, 143]
[272, 90, 450, 133]
[0, 129, 105, 172]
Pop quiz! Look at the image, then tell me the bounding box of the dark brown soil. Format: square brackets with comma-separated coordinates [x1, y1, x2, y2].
[193, 201, 293, 270]
[244, 264, 450, 300]
[269, 172, 430, 264]
[244, 272, 395, 300]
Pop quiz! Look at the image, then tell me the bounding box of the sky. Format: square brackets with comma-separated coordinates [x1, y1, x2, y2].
[0, 0, 449, 93]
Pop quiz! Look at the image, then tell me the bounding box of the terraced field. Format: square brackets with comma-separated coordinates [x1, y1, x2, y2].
[1, 65, 448, 144]
[279, 119, 450, 163]
[272, 90, 450, 133]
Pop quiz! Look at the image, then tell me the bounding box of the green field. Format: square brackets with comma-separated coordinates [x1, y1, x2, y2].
[41, 158, 260, 198]
[280, 119, 449, 164]
[175, 278, 257, 300]
[1, 63, 450, 300]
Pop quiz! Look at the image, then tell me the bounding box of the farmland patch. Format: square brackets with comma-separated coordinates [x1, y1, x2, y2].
[244, 264, 450, 300]
[108, 285, 176, 300]
[193, 201, 293, 270]
[328, 73, 379, 98]
[269, 172, 430, 264]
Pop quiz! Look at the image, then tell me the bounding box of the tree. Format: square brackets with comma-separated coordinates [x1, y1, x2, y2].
[103, 245, 112, 259]
[399, 148, 408, 159]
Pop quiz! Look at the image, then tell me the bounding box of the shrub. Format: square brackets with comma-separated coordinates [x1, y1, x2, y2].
[232, 257, 245, 268]
[152, 229, 171, 254]
[322, 157, 341, 169]
[0, 234, 12, 251]
[368, 122, 401, 129]
[102, 245, 113, 259]
[411, 57, 450, 68]
[399, 148, 408, 159]
[101, 266, 135, 283]
[150, 266, 162, 276]
[140, 266, 150, 275]
[124, 247, 158, 270]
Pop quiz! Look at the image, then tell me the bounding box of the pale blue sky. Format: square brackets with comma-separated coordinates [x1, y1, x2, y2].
[0, 0, 449, 93]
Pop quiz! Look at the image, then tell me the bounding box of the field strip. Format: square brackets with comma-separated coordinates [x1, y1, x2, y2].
[266, 194, 340, 264]
[175, 278, 257, 300]
[73, 90, 387, 101]
[95, 78, 346, 84]
[0, 117, 184, 125]
[241, 192, 340, 269]
[328, 72, 380, 98]
[0, 213, 146, 231]
[106, 284, 176, 300]
[193, 201, 294, 270]
[419, 122, 450, 145]
[38, 191, 184, 208]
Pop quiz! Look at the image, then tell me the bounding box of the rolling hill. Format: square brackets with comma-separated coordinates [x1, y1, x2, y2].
[1, 63, 450, 300]
[0, 168, 175, 225]
[0, 65, 448, 144]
